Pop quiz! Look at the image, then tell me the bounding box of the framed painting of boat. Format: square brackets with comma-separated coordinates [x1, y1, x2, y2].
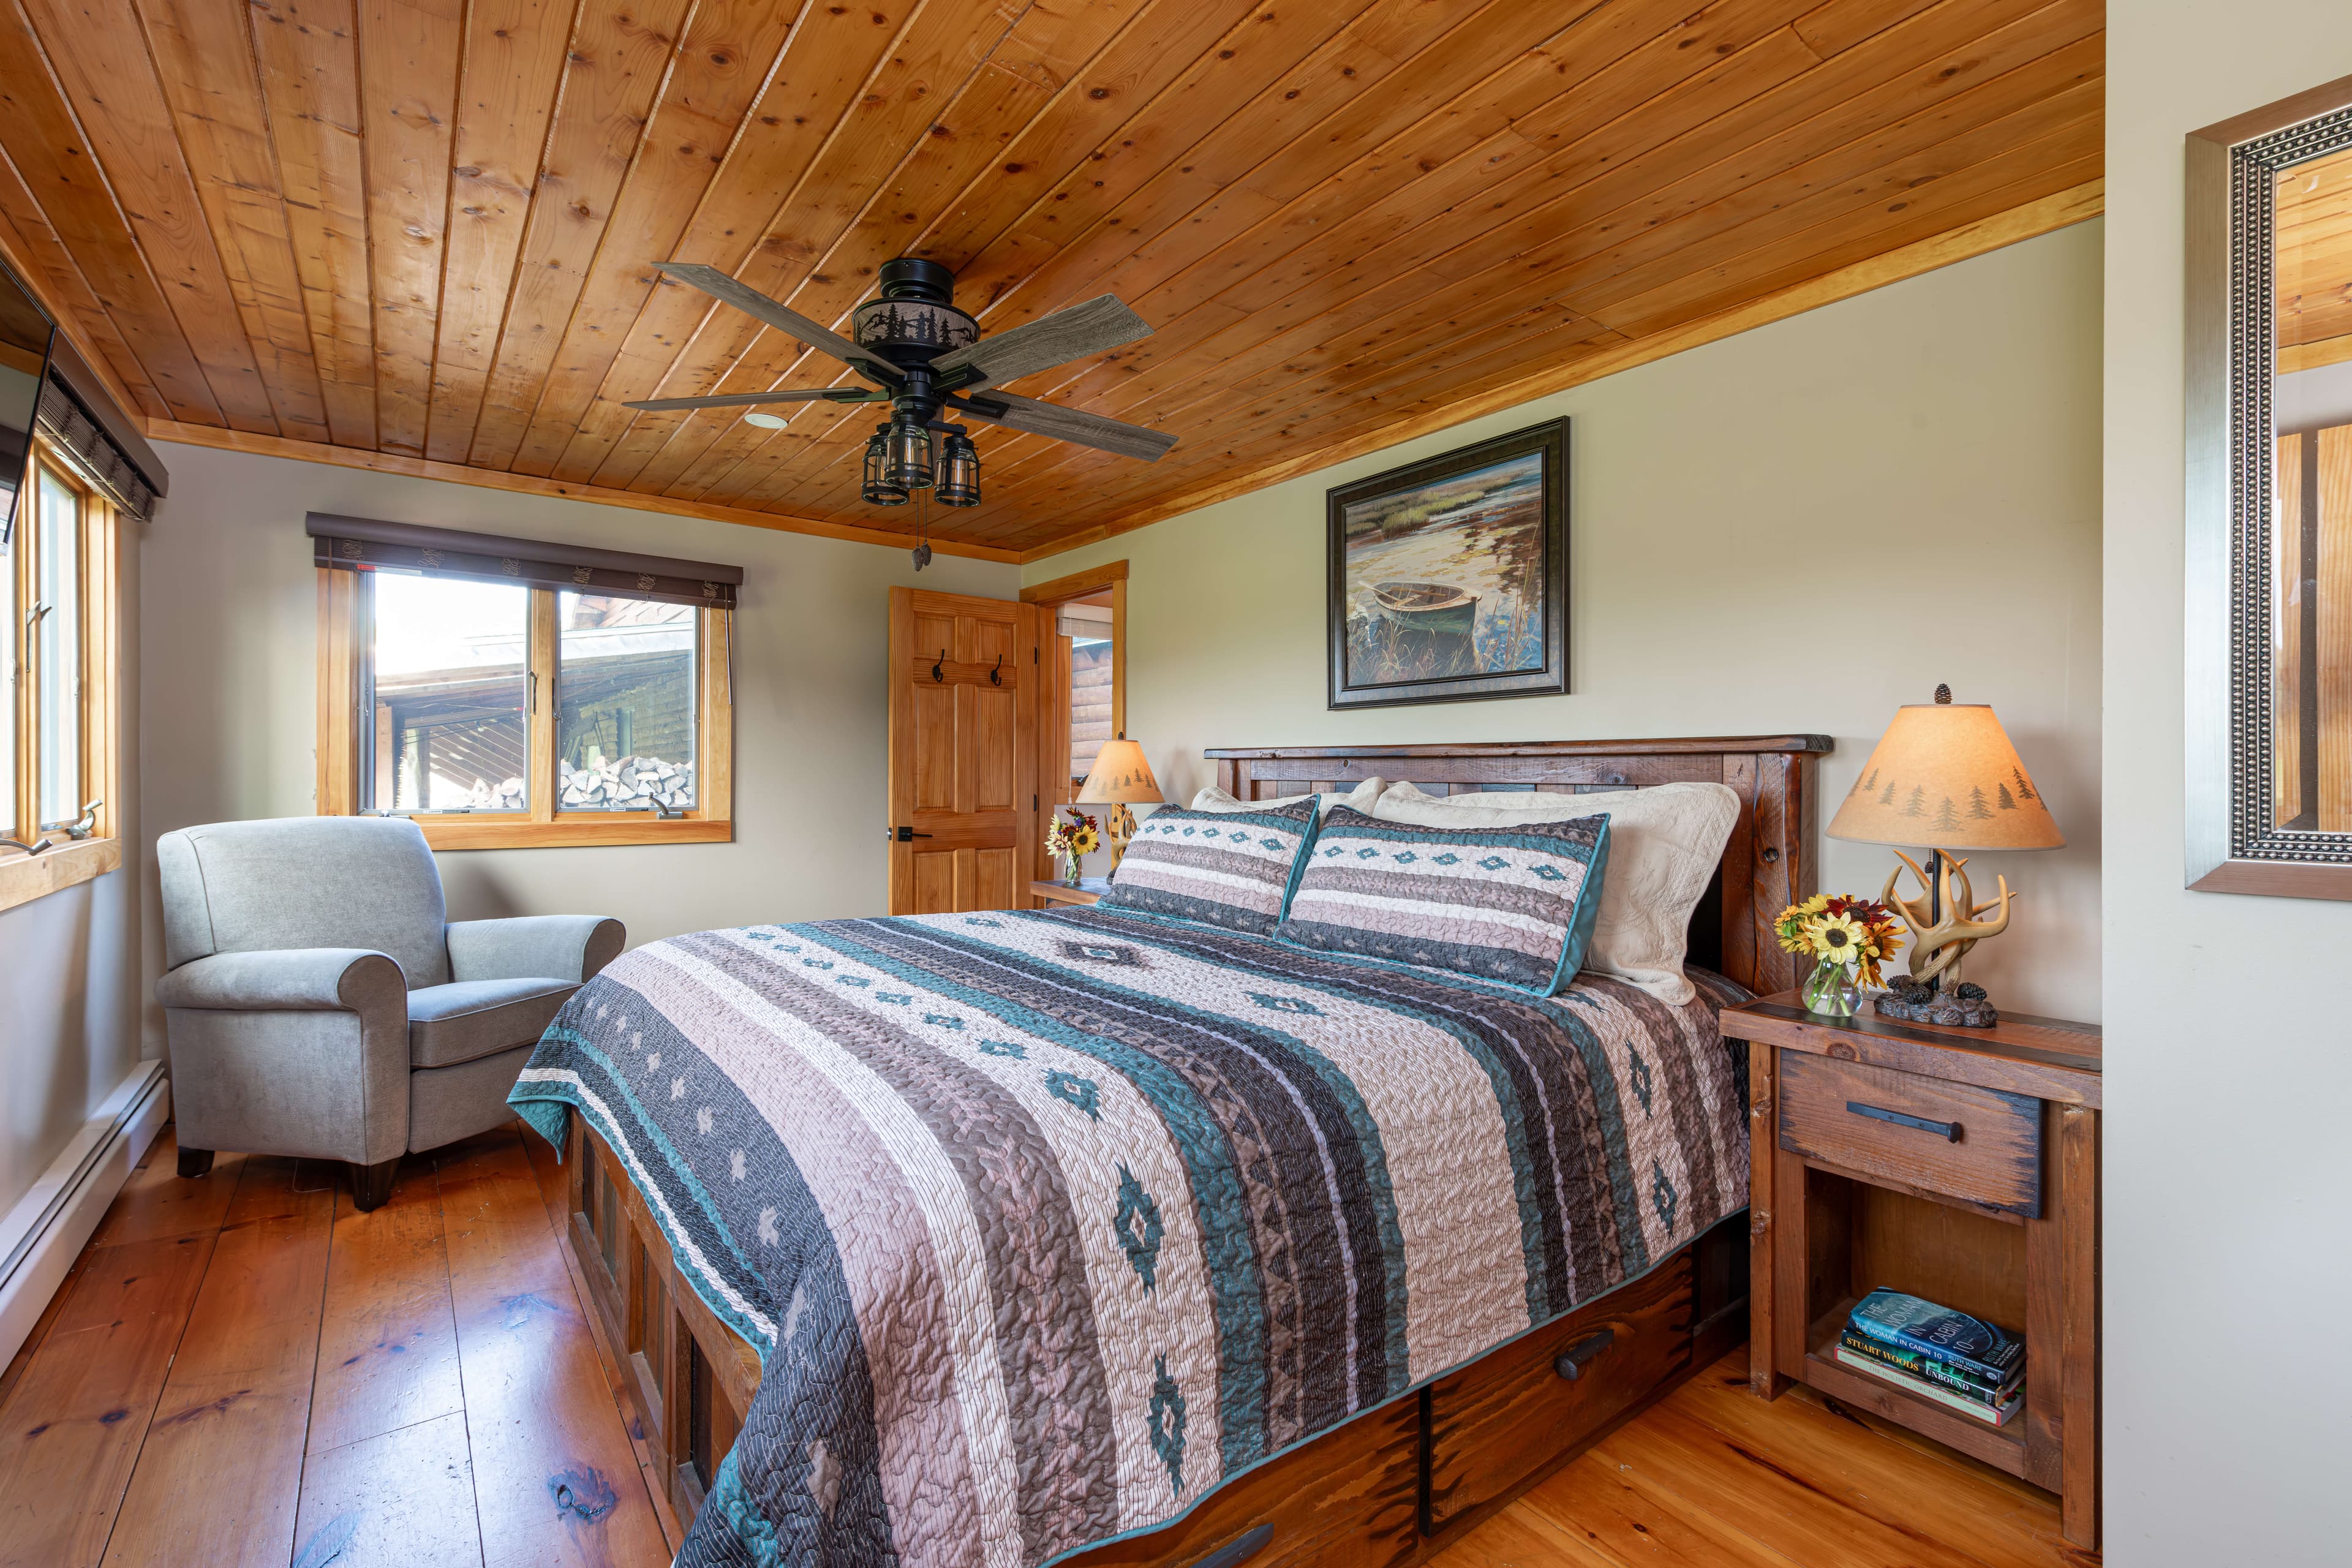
[1327, 418, 1569, 710]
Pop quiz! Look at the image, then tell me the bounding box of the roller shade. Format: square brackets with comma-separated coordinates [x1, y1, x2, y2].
[37, 372, 159, 522]
[307, 512, 741, 610]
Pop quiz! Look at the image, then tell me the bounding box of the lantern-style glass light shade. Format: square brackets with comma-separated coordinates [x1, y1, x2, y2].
[861, 426, 908, 506]
[883, 419, 934, 492]
[935, 431, 981, 507]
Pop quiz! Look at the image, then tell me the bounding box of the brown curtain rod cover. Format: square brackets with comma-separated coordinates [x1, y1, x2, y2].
[306, 512, 741, 609]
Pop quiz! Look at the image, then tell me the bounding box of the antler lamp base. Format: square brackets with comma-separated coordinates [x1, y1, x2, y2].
[1875, 848, 2011, 1027]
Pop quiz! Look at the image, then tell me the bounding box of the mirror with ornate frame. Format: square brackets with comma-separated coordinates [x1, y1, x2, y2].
[2188, 73, 2352, 899]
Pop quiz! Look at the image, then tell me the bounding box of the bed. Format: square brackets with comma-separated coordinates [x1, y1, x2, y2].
[517, 736, 1827, 1568]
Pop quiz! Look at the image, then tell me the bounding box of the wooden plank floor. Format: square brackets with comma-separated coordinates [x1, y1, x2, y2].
[0, 1123, 2097, 1568]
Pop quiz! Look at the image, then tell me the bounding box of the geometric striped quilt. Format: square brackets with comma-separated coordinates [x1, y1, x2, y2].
[508, 907, 1750, 1568]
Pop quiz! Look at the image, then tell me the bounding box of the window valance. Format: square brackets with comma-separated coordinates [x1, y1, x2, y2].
[306, 513, 742, 610]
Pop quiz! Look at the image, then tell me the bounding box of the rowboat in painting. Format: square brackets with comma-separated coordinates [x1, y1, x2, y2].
[1371, 580, 1479, 638]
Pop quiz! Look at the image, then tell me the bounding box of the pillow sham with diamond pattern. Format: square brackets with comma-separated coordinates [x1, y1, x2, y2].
[1099, 797, 1319, 935]
[1275, 804, 1611, 997]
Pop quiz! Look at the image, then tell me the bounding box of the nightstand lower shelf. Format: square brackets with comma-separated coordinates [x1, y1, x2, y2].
[1801, 1302, 2027, 1477]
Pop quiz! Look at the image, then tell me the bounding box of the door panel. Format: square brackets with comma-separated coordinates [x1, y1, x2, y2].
[889, 587, 1039, 916]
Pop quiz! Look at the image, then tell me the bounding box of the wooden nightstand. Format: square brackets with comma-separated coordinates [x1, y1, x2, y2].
[1721, 994, 2102, 1548]
[1028, 876, 1112, 908]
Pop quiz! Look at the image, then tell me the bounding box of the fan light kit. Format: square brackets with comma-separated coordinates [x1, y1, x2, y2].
[625, 257, 1178, 528]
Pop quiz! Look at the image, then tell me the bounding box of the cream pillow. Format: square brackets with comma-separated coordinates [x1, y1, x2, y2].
[1371, 780, 1740, 1003]
[1189, 777, 1385, 817]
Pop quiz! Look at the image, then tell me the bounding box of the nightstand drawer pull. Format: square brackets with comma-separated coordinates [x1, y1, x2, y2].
[1846, 1100, 1960, 1142]
[1553, 1328, 1615, 1381]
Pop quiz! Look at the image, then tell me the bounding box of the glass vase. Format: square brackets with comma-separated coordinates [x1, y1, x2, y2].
[1801, 957, 1861, 1018]
[1058, 853, 1082, 884]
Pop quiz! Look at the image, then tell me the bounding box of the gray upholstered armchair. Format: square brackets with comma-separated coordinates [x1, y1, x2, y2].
[154, 816, 622, 1210]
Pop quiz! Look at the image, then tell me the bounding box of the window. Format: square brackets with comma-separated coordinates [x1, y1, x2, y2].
[2, 452, 122, 911]
[320, 560, 732, 850]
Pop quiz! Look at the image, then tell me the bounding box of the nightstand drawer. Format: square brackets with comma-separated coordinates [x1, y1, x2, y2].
[1777, 1051, 2042, 1216]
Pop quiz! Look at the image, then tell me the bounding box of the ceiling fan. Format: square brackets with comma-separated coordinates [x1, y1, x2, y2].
[624, 258, 1177, 526]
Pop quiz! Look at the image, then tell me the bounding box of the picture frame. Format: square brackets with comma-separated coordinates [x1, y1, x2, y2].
[1325, 418, 1570, 711]
[2184, 72, 2352, 900]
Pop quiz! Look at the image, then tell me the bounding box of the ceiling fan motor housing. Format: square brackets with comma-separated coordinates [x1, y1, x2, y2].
[854, 258, 978, 372]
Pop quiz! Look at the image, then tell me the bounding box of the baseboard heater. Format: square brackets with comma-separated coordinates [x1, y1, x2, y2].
[0, 1060, 170, 1369]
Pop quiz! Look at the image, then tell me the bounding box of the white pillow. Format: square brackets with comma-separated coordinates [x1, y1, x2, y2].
[1371, 780, 1740, 1004]
[1189, 777, 1385, 817]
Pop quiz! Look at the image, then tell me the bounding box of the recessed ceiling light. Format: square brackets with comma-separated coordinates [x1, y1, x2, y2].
[743, 411, 787, 429]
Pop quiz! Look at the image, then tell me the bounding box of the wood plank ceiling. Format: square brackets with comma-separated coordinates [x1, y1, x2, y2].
[0, 0, 2102, 559]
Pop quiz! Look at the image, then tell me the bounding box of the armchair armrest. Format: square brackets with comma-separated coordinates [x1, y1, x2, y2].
[154, 948, 407, 1015]
[447, 916, 625, 986]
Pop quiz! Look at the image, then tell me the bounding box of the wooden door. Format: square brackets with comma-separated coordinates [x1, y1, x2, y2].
[887, 587, 1041, 914]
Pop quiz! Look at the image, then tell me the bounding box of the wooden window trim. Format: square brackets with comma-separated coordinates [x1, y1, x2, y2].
[1, 448, 122, 913]
[316, 568, 734, 851]
[1025, 561, 1127, 878]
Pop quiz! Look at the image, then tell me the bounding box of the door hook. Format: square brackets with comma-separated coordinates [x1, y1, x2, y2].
[932, 648, 946, 682]
[989, 653, 1003, 687]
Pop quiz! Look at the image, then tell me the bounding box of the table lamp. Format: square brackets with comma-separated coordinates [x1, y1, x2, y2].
[1827, 685, 2064, 1027]
[1077, 736, 1164, 870]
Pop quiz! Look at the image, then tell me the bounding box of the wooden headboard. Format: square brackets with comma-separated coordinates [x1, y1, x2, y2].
[1205, 736, 1834, 997]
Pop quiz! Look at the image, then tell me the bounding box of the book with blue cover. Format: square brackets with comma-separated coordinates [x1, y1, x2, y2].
[1846, 1287, 2026, 1387]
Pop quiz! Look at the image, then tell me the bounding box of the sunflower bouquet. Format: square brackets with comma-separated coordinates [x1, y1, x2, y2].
[1775, 894, 1906, 1016]
[1044, 807, 1101, 882]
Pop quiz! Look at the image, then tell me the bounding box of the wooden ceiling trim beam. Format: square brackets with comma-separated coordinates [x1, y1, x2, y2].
[421, 0, 575, 464]
[133, 0, 343, 441]
[8, 0, 285, 431]
[526, 0, 947, 485]
[146, 415, 1023, 560]
[460, 0, 693, 468]
[0, 11, 231, 423]
[492, 0, 820, 476]
[1013, 178, 2101, 562]
[968, 0, 2100, 506]
[621, 0, 1159, 503]
[0, 147, 169, 420]
[574, 0, 1039, 494]
[247, 0, 382, 450]
[356, 0, 462, 457]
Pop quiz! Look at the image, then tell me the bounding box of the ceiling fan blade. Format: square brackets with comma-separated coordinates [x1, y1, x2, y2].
[946, 390, 1176, 462]
[652, 262, 900, 383]
[621, 387, 882, 412]
[930, 295, 1152, 389]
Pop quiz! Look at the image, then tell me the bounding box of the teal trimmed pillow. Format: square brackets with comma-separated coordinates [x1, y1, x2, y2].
[1099, 797, 1320, 937]
[1275, 805, 1610, 996]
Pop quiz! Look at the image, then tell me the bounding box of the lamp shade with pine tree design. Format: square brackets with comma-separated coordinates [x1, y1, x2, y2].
[1828, 696, 2064, 852]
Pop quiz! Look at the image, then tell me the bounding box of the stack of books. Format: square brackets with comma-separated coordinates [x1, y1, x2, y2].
[1832, 1287, 2026, 1427]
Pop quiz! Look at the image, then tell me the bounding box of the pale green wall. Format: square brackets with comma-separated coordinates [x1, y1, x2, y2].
[2104, 4, 2352, 1561]
[1031, 222, 2106, 1022]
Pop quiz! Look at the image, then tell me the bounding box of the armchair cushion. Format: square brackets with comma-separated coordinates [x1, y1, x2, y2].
[447, 915, 625, 986]
[157, 817, 451, 986]
[407, 978, 578, 1069]
[154, 948, 407, 1019]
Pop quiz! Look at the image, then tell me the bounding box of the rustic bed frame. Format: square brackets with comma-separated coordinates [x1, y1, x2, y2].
[564, 735, 1830, 1564]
